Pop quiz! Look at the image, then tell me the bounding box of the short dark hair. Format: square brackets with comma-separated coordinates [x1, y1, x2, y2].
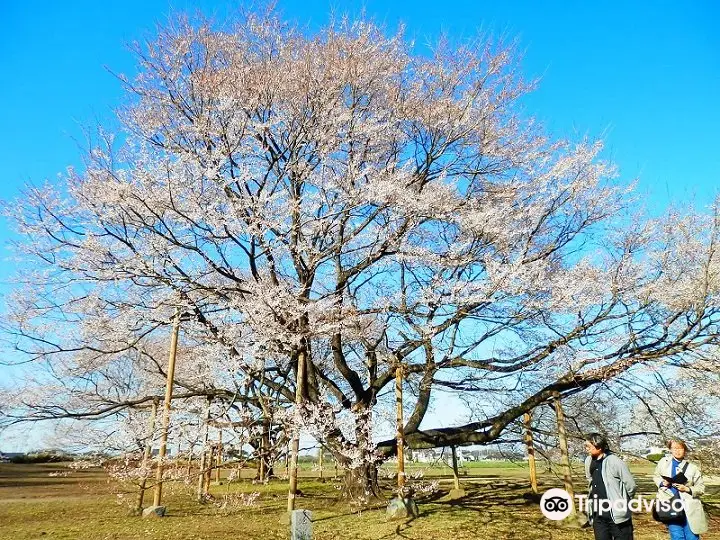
[585, 433, 610, 452]
[667, 439, 690, 452]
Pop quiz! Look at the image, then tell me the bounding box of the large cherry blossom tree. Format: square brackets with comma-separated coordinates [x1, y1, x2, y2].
[2, 11, 719, 497]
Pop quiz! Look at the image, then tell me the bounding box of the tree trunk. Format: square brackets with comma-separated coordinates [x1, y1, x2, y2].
[254, 419, 274, 481]
[254, 445, 275, 481]
[338, 410, 382, 501]
[342, 461, 380, 501]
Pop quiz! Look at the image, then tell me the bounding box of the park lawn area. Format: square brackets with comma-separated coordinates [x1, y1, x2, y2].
[1, 463, 719, 540]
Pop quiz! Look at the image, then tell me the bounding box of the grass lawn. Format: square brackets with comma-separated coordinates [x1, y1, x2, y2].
[1, 462, 718, 540]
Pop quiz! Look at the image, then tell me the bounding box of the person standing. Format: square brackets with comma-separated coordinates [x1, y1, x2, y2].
[653, 439, 707, 539]
[584, 433, 637, 540]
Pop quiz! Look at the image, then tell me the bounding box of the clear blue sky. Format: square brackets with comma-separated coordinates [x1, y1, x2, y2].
[1, 0, 718, 207]
[0, 0, 718, 448]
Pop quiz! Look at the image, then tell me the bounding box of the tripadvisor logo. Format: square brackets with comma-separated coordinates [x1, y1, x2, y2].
[540, 488, 687, 520]
[540, 488, 573, 520]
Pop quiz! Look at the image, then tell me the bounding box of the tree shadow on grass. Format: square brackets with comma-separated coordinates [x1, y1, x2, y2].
[310, 501, 388, 523]
[426, 483, 535, 512]
[409, 482, 568, 537]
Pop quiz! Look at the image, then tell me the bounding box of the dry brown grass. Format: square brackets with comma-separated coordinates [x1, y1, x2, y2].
[1, 462, 718, 540]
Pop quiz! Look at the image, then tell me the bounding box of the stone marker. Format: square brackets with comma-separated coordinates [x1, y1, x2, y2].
[290, 509, 313, 540]
[386, 497, 418, 520]
[142, 505, 166, 518]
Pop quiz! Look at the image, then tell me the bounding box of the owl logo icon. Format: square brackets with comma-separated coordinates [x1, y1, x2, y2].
[540, 488, 573, 520]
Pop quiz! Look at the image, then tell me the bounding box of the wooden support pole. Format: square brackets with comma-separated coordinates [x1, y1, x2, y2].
[185, 447, 193, 479]
[553, 392, 575, 508]
[288, 436, 300, 510]
[395, 364, 406, 490]
[287, 349, 307, 512]
[196, 399, 211, 501]
[197, 450, 208, 501]
[450, 446, 461, 490]
[204, 446, 215, 494]
[259, 441, 266, 483]
[215, 430, 223, 484]
[524, 411, 539, 494]
[152, 309, 181, 508]
[259, 419, 270, 482]
[136, 398, 158, 512]
[285, 445, 289, 478]
[318, 446, 324, 480]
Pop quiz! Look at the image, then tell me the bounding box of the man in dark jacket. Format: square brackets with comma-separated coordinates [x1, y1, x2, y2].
[584, 433, 637, 540]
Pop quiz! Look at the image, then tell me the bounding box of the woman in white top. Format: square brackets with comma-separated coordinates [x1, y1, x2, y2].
[653, 439, 707, 539]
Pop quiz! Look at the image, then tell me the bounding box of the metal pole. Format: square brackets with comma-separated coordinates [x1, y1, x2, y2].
[152, 309, 181, 508]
